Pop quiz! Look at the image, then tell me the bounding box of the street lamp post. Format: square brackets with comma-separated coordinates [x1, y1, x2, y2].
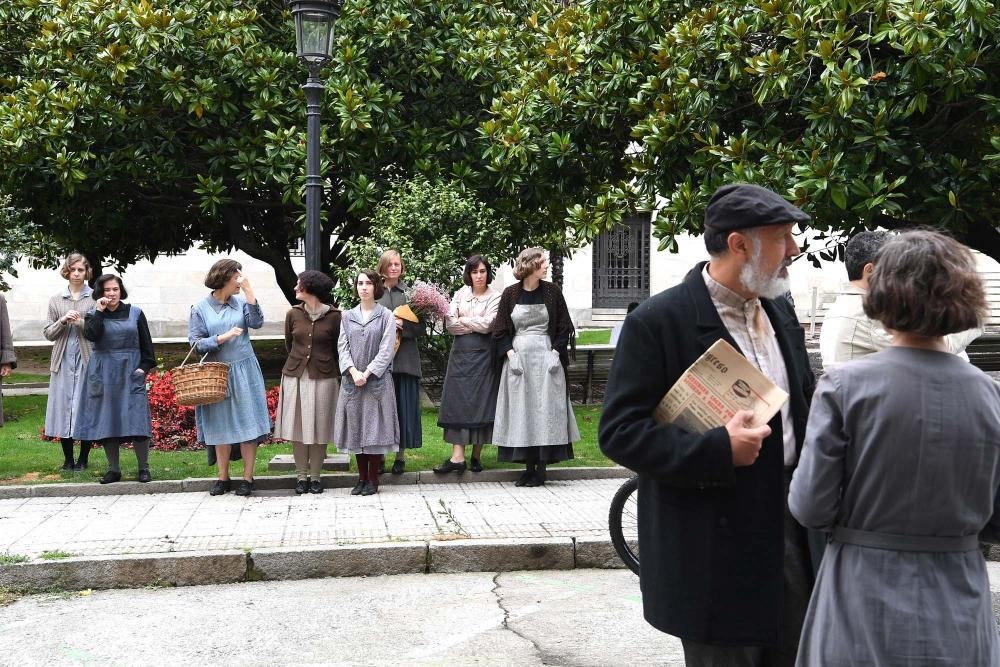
[287, 0, 342, 271]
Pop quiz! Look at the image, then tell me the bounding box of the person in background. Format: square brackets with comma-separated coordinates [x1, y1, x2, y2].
[376, 250, 423, 475]
[609, 301, 639, 347]
[434, 254, 501, 474]
[274, 270, 341, 494]
[72, 274, 155, 483]
[820, 230, 982, 365]
[790, 230, 1000, 665]
[43, 253, 95, 470]
[333, 269, 398, 496]
[0, 291, 16, 426]
[188, 259, 271, 497]
[491, 247, 579, 487]
[599, 184, 817, 665]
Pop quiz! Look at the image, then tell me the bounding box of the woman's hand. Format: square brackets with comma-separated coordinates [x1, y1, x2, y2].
[546, 349, 562, 374]
[395, 317, 404, 331]
[237, 275, 256, 301]
[219, 326, 244, 344]
[507, 350, 523, 376]
[350, 368, 367, 387]
[0, 364, 11, 378]
[62, 309, 81, 324]
[95, 297, 109, 311]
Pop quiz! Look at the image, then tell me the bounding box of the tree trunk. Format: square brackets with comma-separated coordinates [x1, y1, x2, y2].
[963, 217, 1000, 266]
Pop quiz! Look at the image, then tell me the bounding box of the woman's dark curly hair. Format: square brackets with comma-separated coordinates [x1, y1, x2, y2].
[296, 270, 335, 303]
[94, 274, 128, 300]
[864, 230, 986, 337]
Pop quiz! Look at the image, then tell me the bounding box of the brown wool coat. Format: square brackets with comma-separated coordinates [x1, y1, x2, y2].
[281, 304, 342, 379]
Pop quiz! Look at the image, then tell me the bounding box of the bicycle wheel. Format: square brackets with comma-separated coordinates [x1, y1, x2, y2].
[608, 475, 640, 575]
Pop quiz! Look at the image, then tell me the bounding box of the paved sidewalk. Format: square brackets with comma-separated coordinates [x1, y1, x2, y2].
[0, 474, 635, 591]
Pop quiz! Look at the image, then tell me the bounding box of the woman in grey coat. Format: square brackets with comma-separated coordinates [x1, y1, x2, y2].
[333, 269, 398, 496]
[43, 253, 95, 470]
[789, 230, 1000, 666]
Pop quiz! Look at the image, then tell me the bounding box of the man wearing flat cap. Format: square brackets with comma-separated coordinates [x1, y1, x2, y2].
[600, 183, 817, 666]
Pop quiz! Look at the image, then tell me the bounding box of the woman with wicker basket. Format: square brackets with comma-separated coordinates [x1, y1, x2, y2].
[72, 274, 156, 484]
[43, 254, 96, 471]
[333, 269, 398, 496]
[188, 259, 270, 497]
[273, 270, 341, 495]
[375, 250, 423, 475]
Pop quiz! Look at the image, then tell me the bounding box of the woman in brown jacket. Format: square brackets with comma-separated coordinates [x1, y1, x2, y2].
[273, 270, 342, 494]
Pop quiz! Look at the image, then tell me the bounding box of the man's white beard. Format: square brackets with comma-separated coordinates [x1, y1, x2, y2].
[740, 240, 791, 300]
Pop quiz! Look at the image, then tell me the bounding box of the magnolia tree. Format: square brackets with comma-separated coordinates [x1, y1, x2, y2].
[0, 0, 578, 302]
[486, 0, 1000, 264]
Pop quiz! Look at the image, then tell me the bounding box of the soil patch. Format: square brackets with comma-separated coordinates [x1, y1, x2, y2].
[1, 472, 63, 485]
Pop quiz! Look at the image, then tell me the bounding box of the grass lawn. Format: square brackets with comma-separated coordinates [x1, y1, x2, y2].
[0, 395, 610, 485]
[575, 329, 611, 345]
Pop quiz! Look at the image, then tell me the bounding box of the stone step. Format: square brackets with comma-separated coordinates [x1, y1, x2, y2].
[267, 454, 351, 472]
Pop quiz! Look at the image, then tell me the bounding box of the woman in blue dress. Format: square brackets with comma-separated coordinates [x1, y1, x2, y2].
[72, 274, 156, 484]
[188, 259, 271, 497]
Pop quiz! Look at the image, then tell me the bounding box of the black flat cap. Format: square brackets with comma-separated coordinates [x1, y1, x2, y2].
[705, 184, 810, 232]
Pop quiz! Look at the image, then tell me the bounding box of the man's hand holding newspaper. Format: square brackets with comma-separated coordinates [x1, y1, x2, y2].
[654, 339, 788, 467]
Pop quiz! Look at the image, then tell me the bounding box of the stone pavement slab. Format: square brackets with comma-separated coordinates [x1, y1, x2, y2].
[0, 477, 634, 590]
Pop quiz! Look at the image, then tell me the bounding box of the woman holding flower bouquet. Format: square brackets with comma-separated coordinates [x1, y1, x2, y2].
[491, 248, 580, 487]
[334, 269, 398, 496]
[434, 255, 501, 474]
[376, 250, 424, 475]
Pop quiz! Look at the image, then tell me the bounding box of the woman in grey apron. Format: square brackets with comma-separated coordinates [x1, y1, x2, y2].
[72, 275, 156, 484]
[434, 255, 501, 474]
[491, 248, 579, 487]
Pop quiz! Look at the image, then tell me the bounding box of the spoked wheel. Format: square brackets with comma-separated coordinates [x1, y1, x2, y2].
[608, 475, 640, 575]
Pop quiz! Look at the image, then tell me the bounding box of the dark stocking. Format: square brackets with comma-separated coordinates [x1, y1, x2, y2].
[60, 438, 75, 466]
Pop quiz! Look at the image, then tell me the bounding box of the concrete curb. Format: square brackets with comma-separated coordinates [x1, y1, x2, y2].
[0, 466, 633, 499]
[0, 538, 627, 592]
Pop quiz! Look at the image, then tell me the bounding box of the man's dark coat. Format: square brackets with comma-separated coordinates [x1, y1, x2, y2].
[599, 263, 816, 646]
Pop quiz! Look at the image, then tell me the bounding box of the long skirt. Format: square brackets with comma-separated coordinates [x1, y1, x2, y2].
[392, 372, 423, 450]
[438, 332, 497, 445]
[273, 368, 338, 444]
[45, 332, 86, 438]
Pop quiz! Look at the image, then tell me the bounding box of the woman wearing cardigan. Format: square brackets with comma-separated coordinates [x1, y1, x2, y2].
[43, 253, 95, 470]
[72, 274, 156, 483]
[0, 292, 16, 427]
[491, 247, 579, 487]
[274, 270, 341, 494]
[434, 254, 501, 474]
[375, 250, 423, 475]
[188, 259, 271, 497]
[333, 269, 398, 496]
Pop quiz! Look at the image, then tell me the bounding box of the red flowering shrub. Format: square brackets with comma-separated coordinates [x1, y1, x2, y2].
[264, 385, 283, 444]
[147, 370, 199, 451]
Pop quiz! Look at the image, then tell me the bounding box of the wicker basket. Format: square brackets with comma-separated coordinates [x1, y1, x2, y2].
[172, 345, 230, 406]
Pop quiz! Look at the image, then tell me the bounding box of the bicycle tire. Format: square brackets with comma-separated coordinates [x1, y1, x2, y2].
[608, 475, 640, 575]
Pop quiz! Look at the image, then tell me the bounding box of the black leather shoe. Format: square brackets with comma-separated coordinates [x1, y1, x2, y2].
[71, 462, 88, 471]
[61, 462, 74, 471]
[391, 458, 405, 475]
[99, 470, 121, 485]
[137, 469, 152, 483]
[350, 481, 365, 496]
[523, 471, 545, 487]
[295, 479, 308, 495]
[235, 479, 254, 496]
[309, 480, 323, 494]
[209, 479, 231, 496]
[470, 458, 483, 473]
[514, 470, 533, 487]
[360, 480, 378, 496]
[433, 459, 466, 474]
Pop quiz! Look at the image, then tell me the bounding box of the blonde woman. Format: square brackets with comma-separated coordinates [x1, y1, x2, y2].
[375, 250, 423, 475]
[43, 253, 95, 470]
[490, 248, 579, 486]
